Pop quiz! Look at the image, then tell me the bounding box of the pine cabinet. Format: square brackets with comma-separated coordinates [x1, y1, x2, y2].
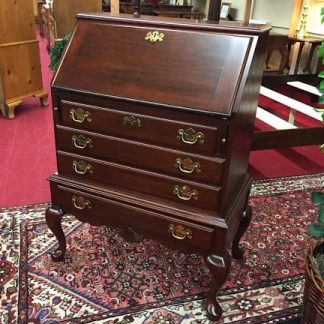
[40, 0, 102, 51]
[0, 0, 48, 119]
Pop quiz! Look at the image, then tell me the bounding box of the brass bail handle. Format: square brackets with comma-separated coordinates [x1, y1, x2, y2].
[72, 134, 93, 149]
[168, 224, 192, 240]
[70, 108, 92, 123]
[173, 185, 198, 201]
[177, 128, 204, 145]
[175, 158, 201, 174]
[72, 160, 93, 175]
[72, 196, 92, 210]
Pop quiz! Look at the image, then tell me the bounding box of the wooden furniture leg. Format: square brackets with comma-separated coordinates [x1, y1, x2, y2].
[203, 251, 231, 321]
[1, 89, 48, 119]
[294, 41, 305, 74]
[278, 48, 288, 74]
[232, 204, 252, 260]
[6, 100, 22, 119]
[0, 71, 6, 118]
[265, 49, 273, 69]
[34, 90, 49, 107]
[45, 206, 66, 262]
[303, 42, 319, 74]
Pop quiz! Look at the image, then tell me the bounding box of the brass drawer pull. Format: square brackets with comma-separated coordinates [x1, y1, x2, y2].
[72, 160, 93, 175]
[168, 224, 192, 240]
[145, 31, 164, 43]
[123, 115, 141, 127]
[72, 134, 93, 149]
[69, 108, 92, 123]
[177, 128, 204, 145]
[72, 196, 92, 210]
[175, 157, 201, 174]
[173, 185, 198, 201]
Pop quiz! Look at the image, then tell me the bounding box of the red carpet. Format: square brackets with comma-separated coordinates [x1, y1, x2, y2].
[0, 36, 56, 208]
[0, 34, 323, 208]
[2, 174, 321, 323]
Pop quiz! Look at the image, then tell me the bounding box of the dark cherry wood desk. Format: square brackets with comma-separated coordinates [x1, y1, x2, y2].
[46, 13, 270, 321]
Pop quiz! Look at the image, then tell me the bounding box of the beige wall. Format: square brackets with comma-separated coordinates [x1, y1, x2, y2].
[226, 0, 250, 21]
[308, 0, 324, 35]
[218, 1, 324, 36]
[251, 0, 295, 28]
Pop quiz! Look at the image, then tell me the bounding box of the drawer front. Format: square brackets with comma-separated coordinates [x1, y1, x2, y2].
[58, 100, 226, 155]
[51, 183, 216, 251]
[56, 126, 226, 186]
[57, 152, 222, 211]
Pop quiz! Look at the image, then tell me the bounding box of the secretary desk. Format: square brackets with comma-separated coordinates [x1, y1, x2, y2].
[46, 13, 270, 320]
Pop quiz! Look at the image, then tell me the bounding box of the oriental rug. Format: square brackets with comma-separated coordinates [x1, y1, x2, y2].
[1, 173, 323, 323]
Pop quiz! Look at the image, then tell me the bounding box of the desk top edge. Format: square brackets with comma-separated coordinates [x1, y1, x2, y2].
[76, 13, 271, 35]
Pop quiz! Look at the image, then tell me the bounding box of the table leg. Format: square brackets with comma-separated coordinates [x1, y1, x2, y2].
[45, 205, 66, 262]
[278, 49, 288, 74]
[303, 43, 319, 74]
[232, 204, 252, 260]
[203, 251, 231, 320]
[294, 41, 305, 74]
[265, 49, 273, 69]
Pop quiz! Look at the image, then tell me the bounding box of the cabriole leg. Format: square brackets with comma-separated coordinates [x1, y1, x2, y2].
[232, 204, 252, 260]
[203, 251, 231, 321]
[45, 205, 66, 262]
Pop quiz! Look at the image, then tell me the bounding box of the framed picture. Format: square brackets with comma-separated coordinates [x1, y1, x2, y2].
[220, 2, 231, 19]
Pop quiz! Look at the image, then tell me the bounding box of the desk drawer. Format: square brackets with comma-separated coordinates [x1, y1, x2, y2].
[56, 126, 226, 186]
[51, 183, 216, 251]
[58, 100, 226, 155]
[57, 152, 221, 211]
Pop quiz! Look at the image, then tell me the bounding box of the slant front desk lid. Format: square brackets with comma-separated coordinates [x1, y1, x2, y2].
[52, 14, 270, 116]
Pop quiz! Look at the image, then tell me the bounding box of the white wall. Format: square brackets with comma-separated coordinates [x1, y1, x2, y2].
[226, 0, 324, 36]
[252, 0, 295, 29]
[224, 0, 246, 21]
[201, 1, 324, 38]
[308, 0, 324, 35]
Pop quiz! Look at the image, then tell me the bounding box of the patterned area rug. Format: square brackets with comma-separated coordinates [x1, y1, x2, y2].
[1, 174, 323, 323]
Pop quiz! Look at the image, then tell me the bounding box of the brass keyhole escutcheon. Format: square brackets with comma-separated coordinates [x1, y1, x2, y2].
[145, 31, 164, 43]
[123, 115, 141, 127]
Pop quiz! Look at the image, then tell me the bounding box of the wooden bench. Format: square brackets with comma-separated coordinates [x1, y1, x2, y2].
[287, 80, 321, 104]
[287, 81, 321, 97]
[252, 84, 324, 150]
[259, 85, 322, 124]
[256, 106, 296, 130]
